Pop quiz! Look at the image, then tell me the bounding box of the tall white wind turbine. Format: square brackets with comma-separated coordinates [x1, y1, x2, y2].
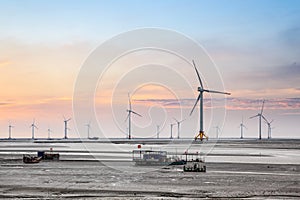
[170, 122, 176, 139]
[173, 118, 186, 139]
[263, 118, 274, 139]
[47, 128, 52, 139]
[250, 100, 266, 140]
[63, 116, 71, 139]
[156, 125, 160, 139]
[239, 117, 247, 139]
[30, 119, 38, 139]
[8, 123, 14, 139]
[190, 60, 231, 141]
[125, 93, 142, 139]
[86, 121, 91, 139]
[214, 126, 221, 138]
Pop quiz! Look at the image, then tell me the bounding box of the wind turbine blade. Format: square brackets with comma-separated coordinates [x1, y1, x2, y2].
[173, 117, 179, 123]
[192, 60, 203, 89]
[131, 111, 142, 117]
[249, 114, 259, 119]
[128, 93, 132, 110]
[270, 119, 274, 124]
[260, 100, 265, 114]
[205, 89, 231, 95]
[190, 94, 201, 116]
[67, 118, 71, 122]
[261, 114, 268, 123]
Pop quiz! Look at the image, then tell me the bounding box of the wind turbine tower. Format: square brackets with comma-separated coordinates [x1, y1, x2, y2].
[47, 128, 52, 139]
[173, 118, 185, 139]
[30, 119, 38, 140]
[170, 123, 176, 139]
[63, 117, 71, 139]
[239, 118, 247, 139]
[214, 126, 221, 139]
[190, 60, 231, 141]
[250, 100, 266, 140]
[86, 121, 91, 139]
[8, 123, 14, 139]
[264, 118, 274, 139]
[125, 93, 142, 139]
[156, 125, 160, 139]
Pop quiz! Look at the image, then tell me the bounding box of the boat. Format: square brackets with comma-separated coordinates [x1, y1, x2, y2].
[23, 154, 42, 164]
[183, 153, 206, 172]
[132, 150, 186, 166]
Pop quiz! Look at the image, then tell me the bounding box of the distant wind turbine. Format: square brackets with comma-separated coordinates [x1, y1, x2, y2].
[250, 100, 266, 140]
[264, 118, 274, 139]
[173, 118, 186, 139]
[190, 60, 231, 141]
[63, 116, 71, 139]
[214, 126, 221, 138]
[8, 123, 14, 139]
[125, 93, 142, 139]
[47, 128, 52, 139]
[156, 125, 160, 139]
[86, 121, 91, 139]
[30, 119, 38, 140]
[239, 117, 247, 139]
[170, 122, 176, 139]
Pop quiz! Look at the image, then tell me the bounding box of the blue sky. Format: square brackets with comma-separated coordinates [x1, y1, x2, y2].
[1, 0, 299, 43]
[0, 0, 299, 139]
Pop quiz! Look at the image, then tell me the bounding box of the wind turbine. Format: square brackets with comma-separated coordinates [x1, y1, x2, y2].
[250, 100, 266, 140]
[214, 126, 221, 138]
[30, 119, 38, 140]
[170, 122, 176, 139]
[47, 128, 52, 139]
[190, 60, 231, 141]
[239, 117, 247, 139]
[86, 121, 91, 139]
[125, 93, 142, 139]
[173, 118, 186, 139]
[8, 123, 14, 139]
[156, 125, 160, 139]
[63, 116, 71, 139]
[264, 118, 274, 139]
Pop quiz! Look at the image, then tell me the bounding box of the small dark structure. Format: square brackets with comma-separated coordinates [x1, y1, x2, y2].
[38, 150, 59, 160]
[183, 152, 206, 172]
[132, 150, 186, 166]
[23, 154, 42, 164]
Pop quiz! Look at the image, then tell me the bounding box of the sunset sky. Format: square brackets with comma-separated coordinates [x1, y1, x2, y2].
[0, 0, 299, 139]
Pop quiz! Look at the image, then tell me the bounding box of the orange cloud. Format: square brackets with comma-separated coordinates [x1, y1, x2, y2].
[0, 59, 12, 67]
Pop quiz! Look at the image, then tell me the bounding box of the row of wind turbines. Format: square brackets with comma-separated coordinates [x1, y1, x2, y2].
[125, 60, 231, 140]
[4, 60, 274, 140]
[4, 116, 88, 140]
[238, 100, 274, 139]
[126, 60, 274, 140]
[126, 92, 187, 140]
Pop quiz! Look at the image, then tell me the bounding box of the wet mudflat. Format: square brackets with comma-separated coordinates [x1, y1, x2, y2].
[0, 139, 299, 199]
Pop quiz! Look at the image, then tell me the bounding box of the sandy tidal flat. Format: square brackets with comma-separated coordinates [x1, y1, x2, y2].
[0, 139, 299, 199]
